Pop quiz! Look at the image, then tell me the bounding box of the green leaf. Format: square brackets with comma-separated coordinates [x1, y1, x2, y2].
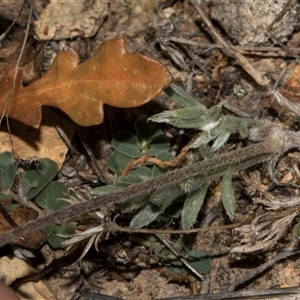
[152, 152, 174, 177]
[91, 185, 123, 196]
[150, 185, 182, 206]
[129, 166, 152, 177]
[130, 185, 183, 228]
[292, 222, 300, 238]
[35, 182, 69, 213]
[20, 178, 38, 196]
[146, 137, 169, 157]
[22, 158, 58, 200]
[154, 243, 186, 266]
[0, 152, 16, 191]
[176, 235, 193, 252]
[117, 174, 147, 185]
[190, 130, 217, 148]
[179, 176, 206, 195]
[149, 107, 202, 128]
[135, 120, 151, 151]
[164, 198, 184, 218]
[43, 223, 75, 249]
[130, 191, 177, 228]
[220, 173, 236, 220]
[6, 203, 22, 211]
[117, 191, 153, 213]
[0, 193, 14, 201]
[92, 181, 152, 213]
[147, 128, 165, 143]
[165, 248, 211, 275]
[164, 83, 201, 108]
[107, 151, 132, 173]
[111, 131, 142, 158]
[198, 144, 215, 159]
[154, 236, 211, 275]
[237, 119, 249, 139]
[181, 184, 207, 229]
[130, 202, 163, 228]
[154, 214, 173, 227]
[156, 151, 173, 161]
[211, 129, 231, 152]
[188, 249, 211, 274]
[166, 265, 187, 274]
[150, 106, 222, 130]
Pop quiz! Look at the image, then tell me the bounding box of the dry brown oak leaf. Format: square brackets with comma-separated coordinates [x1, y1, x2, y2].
[0, 38, 172, 128]
[280, 63, 300, 102]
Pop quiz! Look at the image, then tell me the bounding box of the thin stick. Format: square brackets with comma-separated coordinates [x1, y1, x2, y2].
[189, 0, 300, 119]
[0, 124, 298, 247]
[162, 36, 300, 55]
[227, 248, 300, 292]
[76, 127, 108, 184]
[108, 219, 247, 235]
[0, 1, 26, 46]
[0, 2, 34, 210]
[0, 1, 34, 127]
[189, 0, 269, 86]
[155, 233, 204, 281]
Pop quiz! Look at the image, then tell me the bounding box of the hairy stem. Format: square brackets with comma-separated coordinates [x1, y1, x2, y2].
[0, 124, 298, 247]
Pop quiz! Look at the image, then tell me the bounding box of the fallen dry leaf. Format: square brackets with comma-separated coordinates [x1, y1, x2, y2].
[0, 38, 172, 128]
[280, 63, 300, 102]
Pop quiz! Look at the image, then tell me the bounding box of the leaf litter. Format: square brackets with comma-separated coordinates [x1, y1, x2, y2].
[1, 1, 300, 300]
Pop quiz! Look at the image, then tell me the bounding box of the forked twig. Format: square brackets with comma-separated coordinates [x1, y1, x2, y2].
[189, 0, 300, 118]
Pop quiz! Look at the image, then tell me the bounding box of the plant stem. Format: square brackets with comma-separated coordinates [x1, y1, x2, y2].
[0, 124, 299, 247]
